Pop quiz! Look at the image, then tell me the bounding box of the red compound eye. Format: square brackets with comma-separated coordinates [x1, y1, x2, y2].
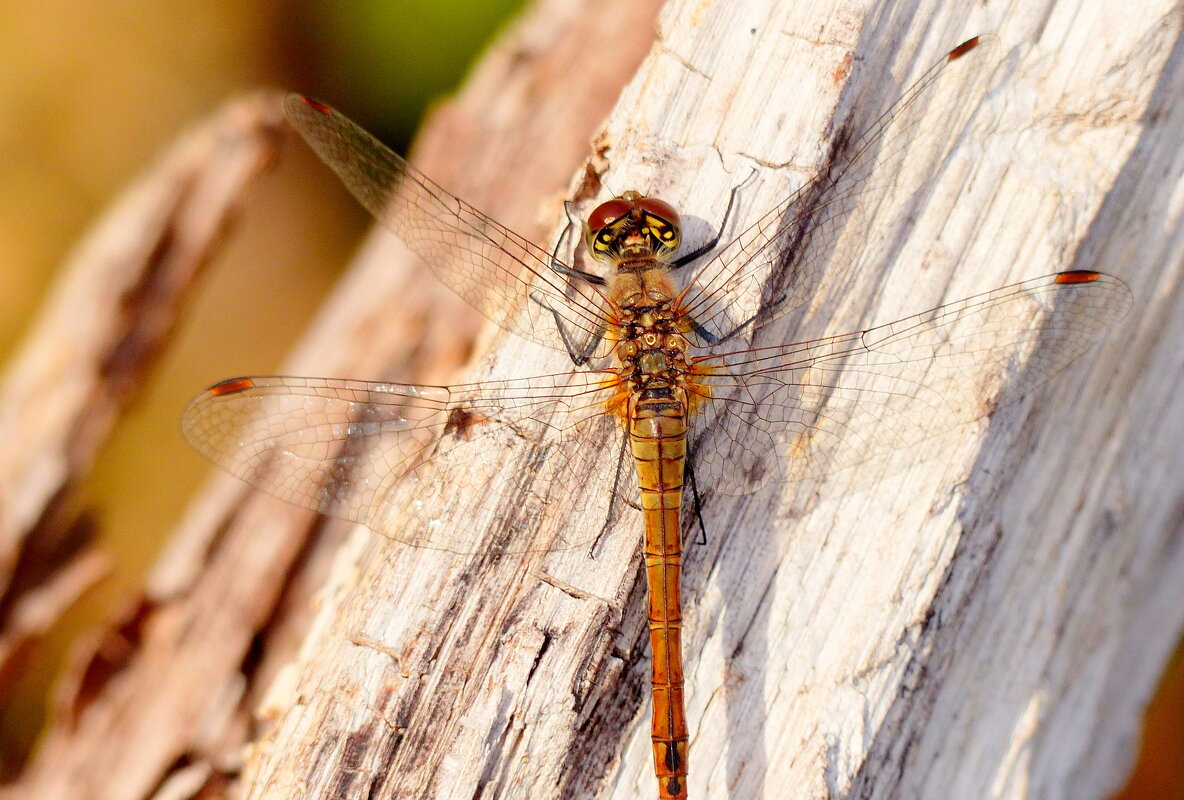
[638, 196, 680, 230]
[586, 198, 634, 232]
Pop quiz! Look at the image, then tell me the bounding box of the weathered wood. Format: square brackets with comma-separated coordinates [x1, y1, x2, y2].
[8, 2, 1184, 800]
[0, 0, 665, 798]
[236, 3, 1184, 800]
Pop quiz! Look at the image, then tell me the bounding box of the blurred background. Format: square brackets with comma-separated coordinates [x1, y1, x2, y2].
[0, 0, 523, 774]
[0, 1, 1177, 796]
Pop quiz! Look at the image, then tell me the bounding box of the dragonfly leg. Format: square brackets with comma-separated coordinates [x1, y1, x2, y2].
[550, 263, 606, 286]
[589, 434, 637, 557]
[549, 199, 580, 261]
[530, 291, 607, 365]
[691, 282, 791, 346]
[685, 452, 709, 546]
[531, 202, 610, 365]
[549, 200, 607, 285]
[529, 289, 607, 366]
[671, 168, 756, 269]
[690, 319, 721, 346]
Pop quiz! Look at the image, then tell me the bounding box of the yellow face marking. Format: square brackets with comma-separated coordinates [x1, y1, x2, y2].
[641, 215, 678, 248]
[589, 209, 680, 258]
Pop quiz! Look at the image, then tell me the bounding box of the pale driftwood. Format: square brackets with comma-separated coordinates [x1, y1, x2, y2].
[8, 3, 1182, 800]
[0, 0, 665, 798]
[0, 93, 285, 706]
[237, 3, 1184, 800]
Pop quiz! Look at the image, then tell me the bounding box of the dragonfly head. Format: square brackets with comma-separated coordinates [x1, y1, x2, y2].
[584, 191, 681, 262]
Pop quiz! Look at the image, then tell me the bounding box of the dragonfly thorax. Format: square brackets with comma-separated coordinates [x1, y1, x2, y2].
[609, 266, 679, 311]
[609, 293, 695, 424]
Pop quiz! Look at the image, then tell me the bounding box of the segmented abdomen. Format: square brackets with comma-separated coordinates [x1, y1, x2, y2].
[629, 397, 690, 800]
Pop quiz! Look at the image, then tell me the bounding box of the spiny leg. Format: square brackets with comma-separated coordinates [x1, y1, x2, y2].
[529, 289, 606, 365]
[589, 433, 637, 557]
[671, 169, 755, 270]
[550, 200, 607, 285]
[685, 449, 708, 547]
[532, 202, 608, 365]
[693, 302, 773, 346]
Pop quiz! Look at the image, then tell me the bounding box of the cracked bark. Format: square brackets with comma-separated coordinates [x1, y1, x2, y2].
[236, 4, 1184, 799]
[4, 2, 1184, 800]
[0, 0, 663, 799]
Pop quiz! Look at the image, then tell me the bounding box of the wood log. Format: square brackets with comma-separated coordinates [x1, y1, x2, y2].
[0, 0, 663, 797]
[239, 3, 1184, 799]
[7, 1, 1184, 799]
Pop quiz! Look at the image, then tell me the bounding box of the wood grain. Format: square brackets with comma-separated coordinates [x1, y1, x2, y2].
[6, 1, 1184, 799]
[0, 0, 664, 798]
[240, 3, 1184, 799]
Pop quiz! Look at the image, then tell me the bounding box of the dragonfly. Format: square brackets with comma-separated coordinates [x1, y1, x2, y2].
[183, 35, 1131, 800]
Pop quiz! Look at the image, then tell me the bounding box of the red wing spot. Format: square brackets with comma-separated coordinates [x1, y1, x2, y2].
[947, 36, 981, 61]
[208, 377, 256, 396]
[298, 96, 333, 115]
[1054, 271, 1101, 284]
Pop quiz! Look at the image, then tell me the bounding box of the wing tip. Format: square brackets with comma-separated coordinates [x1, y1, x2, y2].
[1053, 270, 1102, 285]
[286, 94, 332, 115]
[947, 36, 983, 61]
[208, 377, 257, 396]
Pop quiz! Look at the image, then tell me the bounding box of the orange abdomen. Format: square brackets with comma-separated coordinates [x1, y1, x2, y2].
[629, 397, 690, 800]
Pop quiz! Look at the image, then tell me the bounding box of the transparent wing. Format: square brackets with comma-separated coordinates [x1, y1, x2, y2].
[681, 35, 1001, 346]
[286, 95, 614, 357]
[689, 272, 1132, 495]
[182, 372, 624, 553]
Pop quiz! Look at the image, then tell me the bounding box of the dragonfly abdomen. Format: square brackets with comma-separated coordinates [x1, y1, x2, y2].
[630, 396, 690, 800]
